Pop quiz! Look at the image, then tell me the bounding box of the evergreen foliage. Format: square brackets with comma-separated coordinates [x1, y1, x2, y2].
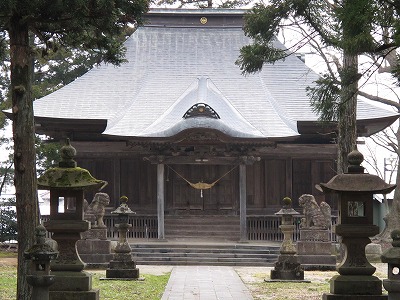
[236, 0, 400, 173]
[0, 1, 149, 299]
[0, 198, 17, 243]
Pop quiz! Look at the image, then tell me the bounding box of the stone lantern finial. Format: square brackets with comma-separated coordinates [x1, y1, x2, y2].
[59, 138, 77, 168]
[347, 149, 364, 174]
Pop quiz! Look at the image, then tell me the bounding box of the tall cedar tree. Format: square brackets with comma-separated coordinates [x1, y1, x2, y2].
[236, 0, 399, 174]
[0, 1, 149, 299]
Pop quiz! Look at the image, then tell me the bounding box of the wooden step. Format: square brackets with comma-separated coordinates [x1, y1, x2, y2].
[164, 215, 240, 241]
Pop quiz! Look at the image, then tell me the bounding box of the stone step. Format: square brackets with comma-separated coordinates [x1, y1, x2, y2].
[130, 242, 280, 266]
[133, 248, 278, 255]
[134, 256, 277, 266]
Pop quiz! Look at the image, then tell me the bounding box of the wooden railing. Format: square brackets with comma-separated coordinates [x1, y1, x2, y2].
[104, 215, 158, 239]
[247, 215, 338, 242]
[40, 214, 337, 242]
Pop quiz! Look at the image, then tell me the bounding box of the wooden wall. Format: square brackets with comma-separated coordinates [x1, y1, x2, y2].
[77, 155, 337, 215]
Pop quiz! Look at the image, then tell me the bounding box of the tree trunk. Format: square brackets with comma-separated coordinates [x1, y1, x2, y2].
[337, 52, 358, 174]
[337, 0, 360, 174]
[9, 15, 38, 300]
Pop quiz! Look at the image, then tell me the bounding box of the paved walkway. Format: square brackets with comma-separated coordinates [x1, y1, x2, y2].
[161, 266, 253, 300]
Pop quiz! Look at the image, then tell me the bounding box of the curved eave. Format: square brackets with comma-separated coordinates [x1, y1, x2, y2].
[34, 116, 108, 141]
[105, 127, 299, 145]
[297, 115, 399, 137]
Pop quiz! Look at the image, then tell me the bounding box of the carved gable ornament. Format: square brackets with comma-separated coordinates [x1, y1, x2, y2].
[183, 103, 220, 119]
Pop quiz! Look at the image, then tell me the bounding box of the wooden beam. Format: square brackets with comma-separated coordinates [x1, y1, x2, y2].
[157, 164, 165, 240]
[239, 164, 247, 242]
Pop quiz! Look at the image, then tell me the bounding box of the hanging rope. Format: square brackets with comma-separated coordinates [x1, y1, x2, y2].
[166, 164, 238, 190]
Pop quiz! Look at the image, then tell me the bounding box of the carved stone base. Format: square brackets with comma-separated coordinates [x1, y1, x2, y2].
[270, 254, 304, 281]
[300, 229, 330, 242]
[106, 253, 140, 279]
[322, 294, 387, 299]
[77, 239, 113, 265]
[50, 290, 99, 300]
[329, 275, 384, 296]
[49, 271, 99, 300]
[81, 228, 107, 240]
[297, 240, 336, 270]
[49, 271, 93, 291]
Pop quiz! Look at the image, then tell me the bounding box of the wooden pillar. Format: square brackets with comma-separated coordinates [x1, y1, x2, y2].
[239, 164, 247, 242]
[157, 164, 165, 239]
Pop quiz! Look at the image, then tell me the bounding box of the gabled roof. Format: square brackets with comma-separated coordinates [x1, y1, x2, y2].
[31, 8, 397, 141]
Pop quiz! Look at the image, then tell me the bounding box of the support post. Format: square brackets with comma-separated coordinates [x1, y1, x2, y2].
[157, 164, 165, 240]
[239, 164, 247, 242]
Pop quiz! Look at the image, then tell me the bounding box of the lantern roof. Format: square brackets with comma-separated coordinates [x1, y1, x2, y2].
[317, 150, 396, 194]
[37, 139, 107, 191]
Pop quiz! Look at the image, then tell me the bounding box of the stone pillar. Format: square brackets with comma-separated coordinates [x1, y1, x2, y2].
[239, 164, 247, 242]
[157, 163, 165, 240]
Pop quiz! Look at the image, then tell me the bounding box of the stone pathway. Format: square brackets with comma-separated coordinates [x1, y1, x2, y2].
[161, 266, 253, 300]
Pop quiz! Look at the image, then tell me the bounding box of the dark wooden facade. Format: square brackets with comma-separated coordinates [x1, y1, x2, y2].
[75, 141, 338, 216]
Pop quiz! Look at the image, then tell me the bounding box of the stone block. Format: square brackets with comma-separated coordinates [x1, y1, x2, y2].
[322, 294, 387, 299]
[77, 239, 111, 254]
[106, 268, 139, 279]
[50, 290, 99, 300]
[297, 254, 336, 270]
[109, 259, 137, 269]
[50, 271, 92, 291]
[329, 274, 384, 295]
[366, 243, 383, 263]
[81, 228, 107, 240]
[297, 241, 333, 255]
[79, 254, 113, 264]
[300, 229, 330, 242]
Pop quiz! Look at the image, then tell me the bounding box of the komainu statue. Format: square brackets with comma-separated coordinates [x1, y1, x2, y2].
[298, 194, 331, 230]
[84, 192, 110, 228]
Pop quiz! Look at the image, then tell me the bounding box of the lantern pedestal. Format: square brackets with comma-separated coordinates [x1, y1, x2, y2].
[24, 225, 58, 300]
[38, 140, 107, 300]
[318, 150, 395, 300]
[45, 220, 89, 272]
[267, 198, 307, 282]
[381, 229, 400, 299]
[104, 196, 139, 280]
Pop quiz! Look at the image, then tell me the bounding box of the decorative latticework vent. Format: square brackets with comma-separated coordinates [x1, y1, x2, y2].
[183, 103, 220, 119]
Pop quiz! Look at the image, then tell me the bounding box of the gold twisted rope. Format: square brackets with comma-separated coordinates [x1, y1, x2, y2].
[166, 164, 238, 190]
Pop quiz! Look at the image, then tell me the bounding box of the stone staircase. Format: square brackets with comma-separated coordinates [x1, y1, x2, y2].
[164, 215, 241, 241]
[130, 242, 280, 266]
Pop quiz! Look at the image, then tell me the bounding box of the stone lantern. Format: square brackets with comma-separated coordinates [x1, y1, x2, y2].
[381, 229, 400, 299]
[24, 224, 58, 300]
[105, 196, 139, 279]
[37, 139, 107, 299]
[269, 197, 305, 281]
[318, 149, 396, 299]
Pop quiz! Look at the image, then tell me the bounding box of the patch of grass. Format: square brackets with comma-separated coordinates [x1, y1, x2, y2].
[0, 267, 170, 300]
[0, 266, 17, 300]
[91, 271, 170, 300]
[250, 281, 329, 300]
[0, 250, 17, 258]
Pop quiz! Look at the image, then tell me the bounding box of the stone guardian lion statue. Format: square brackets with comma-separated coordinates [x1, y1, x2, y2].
[84, 192, 110, 228]
[298, 194, 331, 230]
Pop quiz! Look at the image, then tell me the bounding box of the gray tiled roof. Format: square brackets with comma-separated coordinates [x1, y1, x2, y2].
[32, 13, 396, 139]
